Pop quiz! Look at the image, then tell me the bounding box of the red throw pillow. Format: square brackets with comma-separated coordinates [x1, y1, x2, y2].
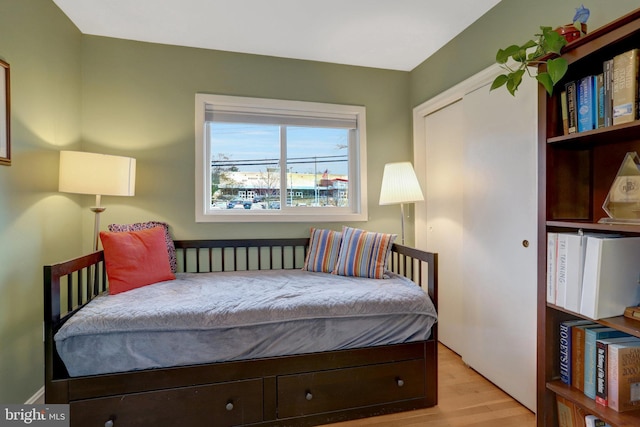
[100, 226, 176, 295]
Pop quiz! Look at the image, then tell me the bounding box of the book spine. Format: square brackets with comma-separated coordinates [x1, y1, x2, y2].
[573, 326, 587, 391]
[556, 234, 568, 307]
[566, 81, 578, 133]
[597, 73, 605, 128]
[613, 48, 639, 125]
[584, 330, 598, 399]
[547, 232, 558, 304]
[578, 75, 596, 132]
[560, 322, 571, 384]
[561, 90, 569, 135]
[595, 340, 608, 405]
[615, 345, 640, 411]
[609, 344, 621, 411]
[604, 59, 614, 127]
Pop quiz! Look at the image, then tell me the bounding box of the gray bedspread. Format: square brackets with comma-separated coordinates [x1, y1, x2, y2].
[55, 269, 437, 377]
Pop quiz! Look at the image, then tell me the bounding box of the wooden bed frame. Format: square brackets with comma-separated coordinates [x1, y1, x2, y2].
[44, 238, 438, 427]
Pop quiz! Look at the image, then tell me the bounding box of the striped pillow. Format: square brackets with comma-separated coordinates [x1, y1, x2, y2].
[303, 228, 342, 273]
[333, 226, 397, 279]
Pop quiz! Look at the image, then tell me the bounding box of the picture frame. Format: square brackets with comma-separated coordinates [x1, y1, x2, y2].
[0, 59, 10, 166]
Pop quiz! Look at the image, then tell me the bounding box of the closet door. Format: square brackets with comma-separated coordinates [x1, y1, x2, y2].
[421, 100, 466, 356]
[460, 78, 537, 411]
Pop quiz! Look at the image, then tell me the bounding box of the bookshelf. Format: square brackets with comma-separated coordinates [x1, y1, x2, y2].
[538, 8, 640, 427]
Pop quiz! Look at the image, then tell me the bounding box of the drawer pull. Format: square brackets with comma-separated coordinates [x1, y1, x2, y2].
[225, 401, 234, 411]
[396, 378, 405, 387]
[105, 420, 114, 427]
[305, 392, 313, 401]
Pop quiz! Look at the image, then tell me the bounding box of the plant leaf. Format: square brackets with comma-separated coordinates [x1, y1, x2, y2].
[541, 29, 567, 54]
[536, 73, 554, 96]
[490, 74, 509, 91]
[506, 69, 525, 96]
[496, 45, 521, 63]
[546, 57, 568, 84]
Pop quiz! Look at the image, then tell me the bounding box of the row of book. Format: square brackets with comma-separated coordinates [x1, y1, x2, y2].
[557, 396, 612, 427]
[559, 320, 640, 413]
[546, 233, 640, 319]
[560, 48, 639, 135]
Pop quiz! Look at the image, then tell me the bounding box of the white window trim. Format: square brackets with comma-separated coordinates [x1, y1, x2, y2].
[195, 94, 368, 223]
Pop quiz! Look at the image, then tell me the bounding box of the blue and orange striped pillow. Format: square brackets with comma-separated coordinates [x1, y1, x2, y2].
[332, 226, 397, 279]
[303, 228, 343, 273]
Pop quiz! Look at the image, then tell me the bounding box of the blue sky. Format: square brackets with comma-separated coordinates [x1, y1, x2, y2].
[210, 123, 349, 175]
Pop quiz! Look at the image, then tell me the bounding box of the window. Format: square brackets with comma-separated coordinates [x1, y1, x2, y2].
[195, 94, 367, 222]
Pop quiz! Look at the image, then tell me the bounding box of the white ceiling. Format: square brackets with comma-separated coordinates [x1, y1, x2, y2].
[53, 0, 501, 71]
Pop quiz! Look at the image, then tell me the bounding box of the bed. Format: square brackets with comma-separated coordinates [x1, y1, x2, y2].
[44, 234, 438, 427]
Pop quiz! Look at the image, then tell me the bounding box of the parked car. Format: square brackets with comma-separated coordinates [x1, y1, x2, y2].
[227, 200, 245, 209]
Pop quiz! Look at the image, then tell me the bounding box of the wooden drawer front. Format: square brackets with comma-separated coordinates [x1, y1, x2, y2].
[70, 379, 263, 427]
[277, 359, 425, 418]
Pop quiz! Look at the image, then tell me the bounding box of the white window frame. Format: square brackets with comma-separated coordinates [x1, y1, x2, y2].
[195, 94, 368, 222]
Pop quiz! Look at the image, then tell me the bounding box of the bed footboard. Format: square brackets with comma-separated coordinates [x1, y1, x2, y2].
[44, 238, 438, 425]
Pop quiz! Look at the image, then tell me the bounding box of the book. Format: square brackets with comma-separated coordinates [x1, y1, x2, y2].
[603, 59, 614, 127]
[556, 233, 568, 308]
[561, 90, 570, 135]
[608, 340, 640, 412]
[557, 395, 576, 427]
[578, 75, 596, 132]
[573, 324, 606, 392]
[596, 73, 605, 128]
[584, 327, 630, 399]
[624, 305, 640, 320]
[579, 235, 640, 320]
[547, 232, 558, 304]
[612, 48, 639, 125]
[596, 336, 639, 406]
[565, 80, 578, 133]
[557, 232, 588, 312]
[584, 415, 611, 427]
[560, 319, 596, 385]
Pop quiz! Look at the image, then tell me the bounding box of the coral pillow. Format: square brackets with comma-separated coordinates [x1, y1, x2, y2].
[333, 226, 397, 279]
[108, 221, 177, 272]
[100, 226, 176, 295]
[303, 228, 342, 273]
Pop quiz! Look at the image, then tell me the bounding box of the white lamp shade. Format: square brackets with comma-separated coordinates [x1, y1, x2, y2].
[379, 161, 424, 205]
[59, 151, 136, 197]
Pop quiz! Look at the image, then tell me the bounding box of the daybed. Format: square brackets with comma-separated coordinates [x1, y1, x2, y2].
[44, 233, 438, 427]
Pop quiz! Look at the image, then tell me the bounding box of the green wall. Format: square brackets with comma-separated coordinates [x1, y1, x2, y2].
[0, 0, 639, 404]
[411, 0, 640, 107]
[79, 36, 412, 243]
[0, 0, 82, 402]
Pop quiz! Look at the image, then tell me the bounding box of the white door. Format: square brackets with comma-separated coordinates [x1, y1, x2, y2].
[414, 67, 537, 411]
[460, 78, 537, 411]
[421, 100, 466, 356]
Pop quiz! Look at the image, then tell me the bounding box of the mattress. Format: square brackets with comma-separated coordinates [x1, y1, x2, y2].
[55, 269, 437, 377]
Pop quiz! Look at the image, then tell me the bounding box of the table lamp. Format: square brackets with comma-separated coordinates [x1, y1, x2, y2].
[379, 161, 424, 244]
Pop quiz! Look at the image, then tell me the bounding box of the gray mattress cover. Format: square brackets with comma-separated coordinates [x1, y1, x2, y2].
[55, 269, 437, 377]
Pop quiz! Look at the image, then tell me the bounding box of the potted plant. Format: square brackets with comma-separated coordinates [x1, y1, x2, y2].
[491, 5, 590, 96]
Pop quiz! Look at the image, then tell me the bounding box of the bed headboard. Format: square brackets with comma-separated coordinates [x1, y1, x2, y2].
[43, 238, 437, 386]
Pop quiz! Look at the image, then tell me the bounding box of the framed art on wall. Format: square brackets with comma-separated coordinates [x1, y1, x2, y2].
[0, 59, 9, 166]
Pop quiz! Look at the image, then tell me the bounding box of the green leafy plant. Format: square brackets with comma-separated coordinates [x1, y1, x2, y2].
[491, 5, 590, 96]
[491, 26, 569, 96]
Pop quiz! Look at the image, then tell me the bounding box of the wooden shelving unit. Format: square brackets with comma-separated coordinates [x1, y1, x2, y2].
[537, 8, 640, 427]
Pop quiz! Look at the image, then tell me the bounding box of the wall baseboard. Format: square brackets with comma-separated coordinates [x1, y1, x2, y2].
[25, 386, 44, 404]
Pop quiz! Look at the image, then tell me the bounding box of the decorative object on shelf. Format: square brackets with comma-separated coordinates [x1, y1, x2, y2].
[556, 4, 590, 42]
[58, 150, 136, 251]
[491, 5, 590, 96]
[599, 152, 640, 224]
[379, 161, 424, 245]
[624, 306, 640, 320]
[0, 59, 9, 166]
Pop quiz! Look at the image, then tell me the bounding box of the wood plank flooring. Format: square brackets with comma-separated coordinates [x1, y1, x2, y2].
[324, 343, 535, 427]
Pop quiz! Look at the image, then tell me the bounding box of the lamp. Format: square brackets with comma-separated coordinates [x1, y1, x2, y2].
[59, 151, 136, 251]
[379, 161, 424, 245]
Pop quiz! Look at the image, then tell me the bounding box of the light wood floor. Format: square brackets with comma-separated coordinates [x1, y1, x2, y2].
[324, 343, 535, 427]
